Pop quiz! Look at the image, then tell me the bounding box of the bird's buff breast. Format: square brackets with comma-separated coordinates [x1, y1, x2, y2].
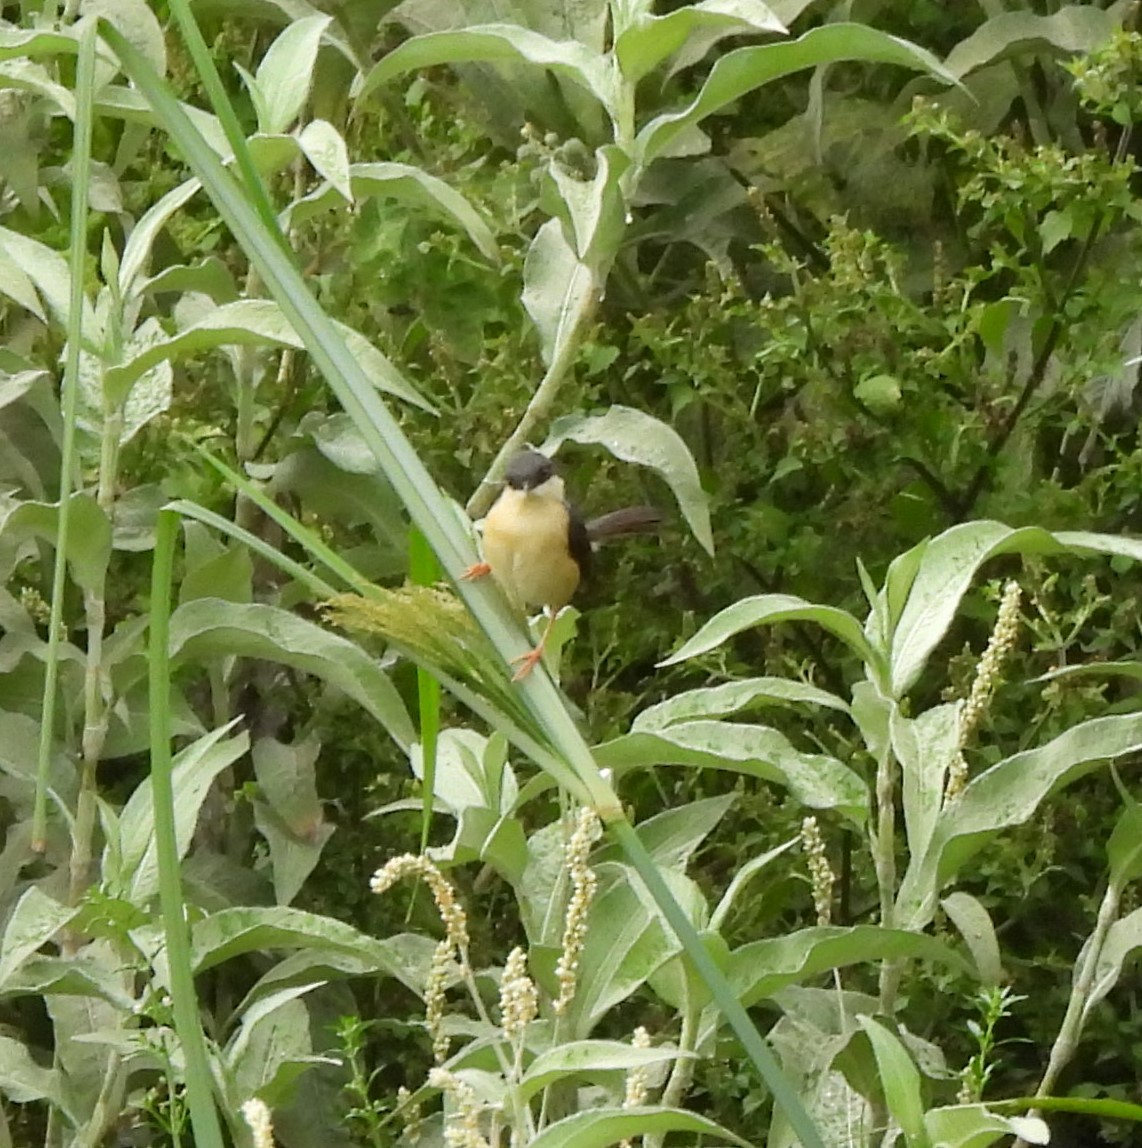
[483, 490, 580, 611]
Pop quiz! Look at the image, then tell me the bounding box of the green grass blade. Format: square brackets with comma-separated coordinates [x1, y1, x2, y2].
[607, 818, 828, 1148]
[149, 509, 226, 1148]
[409, 527, 441, 852]
[188, 444, 372, 592]
[165, 0, 284, 247]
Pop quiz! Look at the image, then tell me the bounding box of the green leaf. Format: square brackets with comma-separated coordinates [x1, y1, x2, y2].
[1085, 907, 1142, 1019]
[1040, 208, 1072, 255]
[187, 906, 425, 984]
[169, 598, 415, 753]
[522, 217, 596, 367]
[545, 405, 713, 556]
[296, 119, 352, 203]
[616, 0, 785, 84]
[562, 863, 688, 1033]
[636, 23, 954, 167]
[634, 677, 850, 731]
[289, 161, 499, 261]
[353, 24, 614, 114]
[119, 177, 203, 296]
[529, 1106, 750, 1148]
[519, 1042, 690, 1102]
[1107, 792, 1142, 892]
[944, 7, 1118, 80]
[0, 494, 111, 592]
[103, 298, 436, 413]
[892, 702, 959, 865]
[0, 1033, 61, 1105]
[0, 888, 78, 991]
[897, 713, 1142, 930]
[940, 892, 1003, 986]
[660, 593, 877, 670]
[0, 225, 96, 333]
[727, 926, 966, 1006]
[594, 722, 867, 820]
[858, 1017, 929, 1147]
[889, 523, 1142, 698]
[854, 372, 902, 413]
[925, 1104, 1049, 1147]
[252, 735, 334, 905]
[254, 14, 331, 134]
[546, 143, 629, 267]
[111, 723, 248, 903]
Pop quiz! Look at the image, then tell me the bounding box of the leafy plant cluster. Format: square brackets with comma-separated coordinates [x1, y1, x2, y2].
[1, 2, 1142, 1148]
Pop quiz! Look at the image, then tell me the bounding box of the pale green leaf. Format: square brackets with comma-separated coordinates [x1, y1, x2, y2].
[120, 177, 203, 296]
[545, 405, 713, 556]
[661, 593, 877, 669]
[287, 161, 498, 260]
[727, 926, 966, 1006]
[634, 677, 849, 731]
[897, 713, 1142, 930]
[890, 523, 1142, 698]
[0, 226, 96, 332]
[944, 7, 1118, 80]
[254, 14, 332, 134]
[296, 118, 352, 203]
[594, 721, 867, 820]
[0, 888, 78, 990]
[529, 1106, 749, 1148]
[522, 217, 595, 367]
[0, 1034, 60, 1104]
[85, 0, 166, 75]
[940, 892, 1003, 986]
[859, 1017, 929, 1147]
[169, 598, 416, 753]
[0, 494, 111, 591]
[618, 0, 785, 83]
[924, 1105, 1049, 1147]
[1085, 907, 1142, 1019]
[103, 297, 436, 413]
[636, 24, 954, 167]
[111, 723, 248, 903]
[547, 143, 629, 266]
[1107, 795, 1142, 891]
[353, 24, 614, 114]
[520, 1042, 690, 1102]
[187, 906, 424, 982]
[892, 702, 959, 866]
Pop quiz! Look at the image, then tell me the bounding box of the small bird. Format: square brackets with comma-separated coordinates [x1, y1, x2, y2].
[464, 450, 659, 680]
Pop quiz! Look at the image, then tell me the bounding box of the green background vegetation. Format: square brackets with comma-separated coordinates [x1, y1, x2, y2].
[2, 1, 1142, 1146]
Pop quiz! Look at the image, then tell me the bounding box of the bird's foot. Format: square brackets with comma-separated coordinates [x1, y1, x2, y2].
[510, 645, 545, 681]
[461, 561, 492, 580]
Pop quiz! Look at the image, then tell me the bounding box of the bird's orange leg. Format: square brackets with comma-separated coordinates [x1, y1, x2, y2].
[461, 561, 492, 580]
[510, 609, 557, 681]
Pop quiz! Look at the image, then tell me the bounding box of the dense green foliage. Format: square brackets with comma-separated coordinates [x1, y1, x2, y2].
[2, 2, 1142, 1147]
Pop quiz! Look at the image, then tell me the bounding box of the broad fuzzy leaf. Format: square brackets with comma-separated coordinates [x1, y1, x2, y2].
[169, 598, 415, 753]
[660, 593, 877, 671]
[595, 722, 867, 820]
[636, 24, 955, 168]
[545, 405, 714, 555]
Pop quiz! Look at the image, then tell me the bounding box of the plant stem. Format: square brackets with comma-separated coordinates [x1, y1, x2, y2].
[1012, 879, 1122, 1148]
[873, 743, 901, 1016]
[466, 278, 600, 519]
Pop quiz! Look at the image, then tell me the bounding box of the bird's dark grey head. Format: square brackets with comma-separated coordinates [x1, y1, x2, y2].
[504, 450, 555, 491]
